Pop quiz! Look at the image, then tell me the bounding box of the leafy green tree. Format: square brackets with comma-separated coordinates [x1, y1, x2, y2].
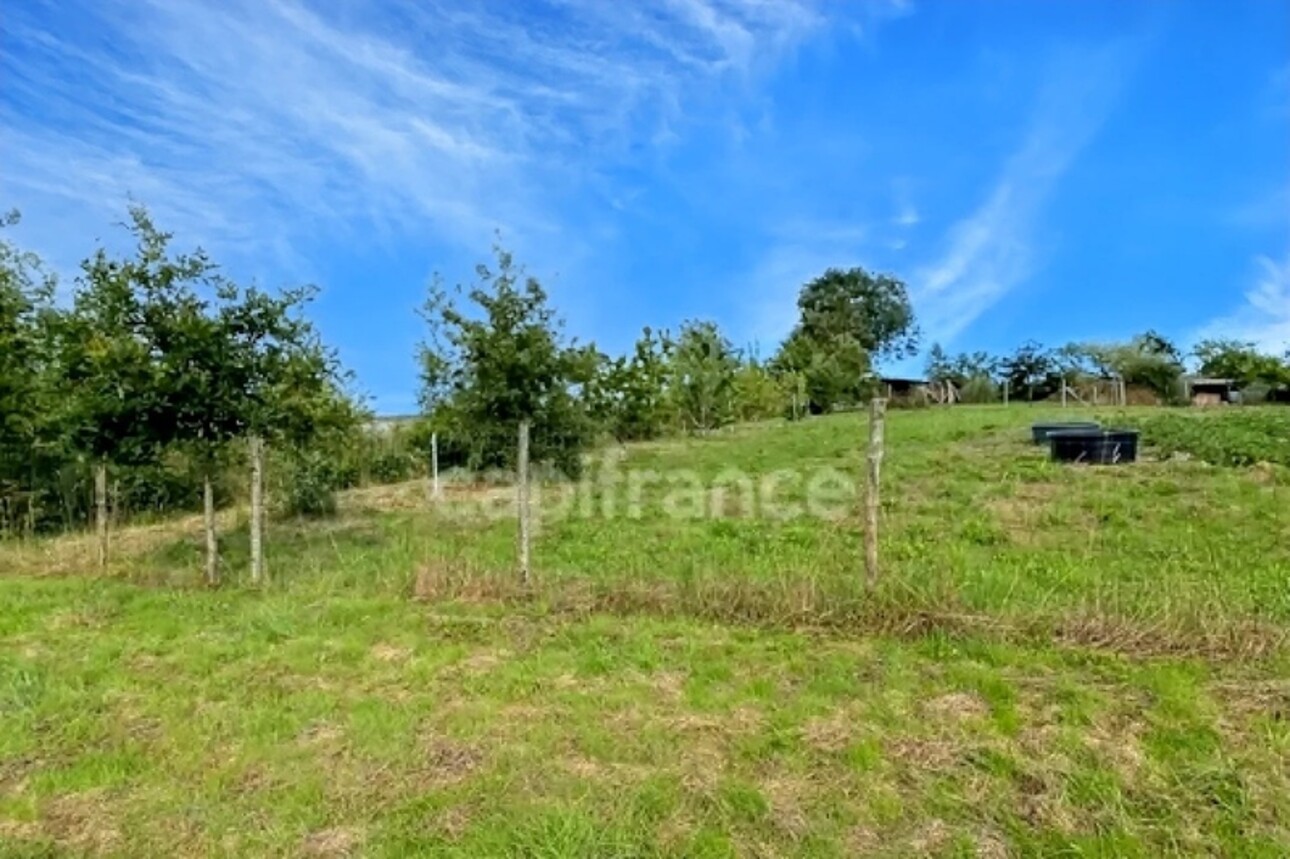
[670, 320, 739, 432]
[0, 212, 61, 533]
[594, 327, 674, 441]
[419, 246, 593, 477]
[999, 341, 1060, 401]
[773, 328, 871, 413]
[924, 343, 953, 384]
[732, 357, 787, 423]
[1194, 339, 1290, 387]
[926, 343, 999, 387]
[1077, 332, 1186, 401]
[58, 209, 185, 564]
[773, 267, 916, 411]
[793, 267, 919, 358]
[218, 282, 357, 580]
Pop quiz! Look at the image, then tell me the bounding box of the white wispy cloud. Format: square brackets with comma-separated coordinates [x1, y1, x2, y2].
[892, 206, 920, 227]
[0, 0, 845, 277]
[891, 178, 920, 227]
[1199, 253, 1290, 355]
[910, 44, 1133, 346]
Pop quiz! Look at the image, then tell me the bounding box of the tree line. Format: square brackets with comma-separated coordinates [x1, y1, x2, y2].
[415, 247, 919, 476]
[925, 333, 1290, 404]
[6, 205, 1289, 569]
[0, 208, 356, 581]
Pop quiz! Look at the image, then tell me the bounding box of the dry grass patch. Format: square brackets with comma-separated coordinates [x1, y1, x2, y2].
[368, 642, 412, 663]
[922, 691, 991, 723]
[801, 707, 864, 754]
[36, 789, 124, 855]
[417, 737, 484, 789]
[300, 825, 365, 857]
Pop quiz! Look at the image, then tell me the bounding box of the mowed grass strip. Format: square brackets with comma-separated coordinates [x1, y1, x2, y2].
[1, 576, 1288, 857]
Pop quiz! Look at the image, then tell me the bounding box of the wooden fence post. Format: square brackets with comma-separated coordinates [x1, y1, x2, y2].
[431, 432, 441, 500]
[864, 398, 886, 590]
[1003, 380, 1009, 407]
[249, 434, 265, 585]
[94, 460, 108, 571]
[203, 475, 218, 586]
[517, 420, 532, 587]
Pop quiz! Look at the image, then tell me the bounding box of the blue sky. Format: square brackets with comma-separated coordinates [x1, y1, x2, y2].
[2, 0, 1287, 414]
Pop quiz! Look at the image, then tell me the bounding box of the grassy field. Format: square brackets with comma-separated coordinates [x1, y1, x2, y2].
[2, 406, 1288, 856]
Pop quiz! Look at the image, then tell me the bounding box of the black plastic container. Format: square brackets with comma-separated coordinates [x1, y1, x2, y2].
[1030, 421, 1100, 444]
[1048, 429, 1139, 465]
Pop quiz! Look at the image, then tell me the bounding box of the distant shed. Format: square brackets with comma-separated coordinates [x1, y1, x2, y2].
[1183, 378, 1237, 407]
[879, 377, 930, 403]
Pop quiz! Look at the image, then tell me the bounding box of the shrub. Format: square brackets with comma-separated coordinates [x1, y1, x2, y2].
[278, 448, 340, 518]
[959, 375, 998, 404]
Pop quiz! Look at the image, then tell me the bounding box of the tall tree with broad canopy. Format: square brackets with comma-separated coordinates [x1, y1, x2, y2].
[419, 246, 594, 478]
[773, 267, 918, 411]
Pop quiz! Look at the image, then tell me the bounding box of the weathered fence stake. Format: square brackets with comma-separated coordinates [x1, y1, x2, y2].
[249, 435, 265, 585]
[517, 420, 532, 587]
[94, 460, 108, 570]
[864, 398, 886, 590]
[203, 475, 218, 586]
[431, 432, 441, 500]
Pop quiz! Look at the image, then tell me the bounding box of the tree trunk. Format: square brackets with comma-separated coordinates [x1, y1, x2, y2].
[204, 475, 219, 586]
[95, 460, 108, 571]
[249, 435, 265, 585]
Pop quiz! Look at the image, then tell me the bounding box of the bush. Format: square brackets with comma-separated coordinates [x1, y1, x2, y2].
[278, 448, 340, 518]
[959, 376, 998, 404]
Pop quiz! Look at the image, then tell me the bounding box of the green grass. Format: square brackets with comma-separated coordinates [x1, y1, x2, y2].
[1107, 407, 1290, 467]
[2, 406, 1289, 856]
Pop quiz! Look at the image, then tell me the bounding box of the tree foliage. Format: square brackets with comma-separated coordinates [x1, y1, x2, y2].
[419, 246, 593, 476]
[1, 205, 358, 537]
[773, 267, 917, 412]
[669, 320, 739, 432]
[1194, 339, 1290, 388]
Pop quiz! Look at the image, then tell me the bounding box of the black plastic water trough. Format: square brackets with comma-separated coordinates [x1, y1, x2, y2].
[1048, 429, 1140, 465]
[1030, 421, 1100, 444]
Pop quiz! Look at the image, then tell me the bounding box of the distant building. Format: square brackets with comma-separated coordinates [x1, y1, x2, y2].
[1183, 378, 1237, 407]
[878, 377, 933, 403]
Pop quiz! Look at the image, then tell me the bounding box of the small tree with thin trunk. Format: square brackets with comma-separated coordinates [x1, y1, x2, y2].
[419, 245, 594, 478]
[59, 209, 188, 568]
[229, 287, 354, 583]
[670, 320, 739, 433]
[0, 211, 61, 535]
